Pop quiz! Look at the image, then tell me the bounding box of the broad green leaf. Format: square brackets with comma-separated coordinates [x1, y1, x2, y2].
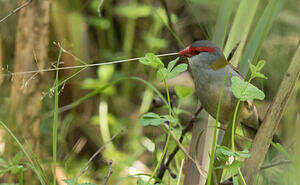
[139, 53, 164, 69]
[167, 58, 180, 72]
[116, 4, 151, 19]
[167, 64, 188, 79]
[139, 112, 167, 126]
[156, 68, 168, 82]
[175, 86, 194, 98]
[231, 76, 265, 101]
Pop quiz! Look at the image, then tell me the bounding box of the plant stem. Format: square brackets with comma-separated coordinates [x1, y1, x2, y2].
[19, 167, 23, 185]
[53, 48, 62, 185]
[238, 168, 247, 185]
[207, 70, 228, 185]
[146, 79, 172, 185]
[231, 100, 240, 152]
[231, 78, 252, 152]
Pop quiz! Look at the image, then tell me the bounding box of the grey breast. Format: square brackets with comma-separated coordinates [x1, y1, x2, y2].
[189, 53, 240, 123]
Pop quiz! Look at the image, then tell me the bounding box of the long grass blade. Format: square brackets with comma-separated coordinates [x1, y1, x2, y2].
[212, 0, 235, 49]
[206, 70, 228, 185]
[53, 48, 63, 185]
[0, 120, 46, 185]
[239, 0, 285, 75]
[223, 0, 260, 66]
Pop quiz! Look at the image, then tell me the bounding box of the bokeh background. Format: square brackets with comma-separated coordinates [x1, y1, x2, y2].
[0, 0, 299, 184]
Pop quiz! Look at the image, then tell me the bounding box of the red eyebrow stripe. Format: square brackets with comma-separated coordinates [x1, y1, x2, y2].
[193, 46, 215, 53]
[178, 46, 215, 56]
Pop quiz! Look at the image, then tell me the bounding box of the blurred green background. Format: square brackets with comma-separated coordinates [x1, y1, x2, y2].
[0, 0, 299, 184]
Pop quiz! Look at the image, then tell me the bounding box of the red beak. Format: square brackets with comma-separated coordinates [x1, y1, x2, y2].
[178, 46, 192, 57]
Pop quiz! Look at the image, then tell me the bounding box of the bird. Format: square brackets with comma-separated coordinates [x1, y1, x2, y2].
[178, 40, 260, 131]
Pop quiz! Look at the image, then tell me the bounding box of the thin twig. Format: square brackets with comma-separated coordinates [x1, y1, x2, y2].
[156, 107, 203, 182]
[0, 0, 33, 24]
[164, 122, 207, 177]
[74, 128, 126, 184]
[103, 160, 113, 185]
[97, 0, 104, 16]
[176, 159, 184, 185]
[260, 160, 291, 170]
[1, 52, 178, 77]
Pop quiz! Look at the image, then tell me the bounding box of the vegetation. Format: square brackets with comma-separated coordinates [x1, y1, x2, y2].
[0, 0, 299, 185]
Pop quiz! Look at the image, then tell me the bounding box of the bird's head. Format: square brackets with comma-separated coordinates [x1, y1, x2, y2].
[178, 40, 227, 70]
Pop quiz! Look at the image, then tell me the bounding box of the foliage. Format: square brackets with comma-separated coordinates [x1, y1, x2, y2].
[138, 53, 187, 184]
[0, 0, 297, 184]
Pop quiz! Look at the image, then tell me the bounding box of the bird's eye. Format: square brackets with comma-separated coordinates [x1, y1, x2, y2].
[194, 50, 200, 55]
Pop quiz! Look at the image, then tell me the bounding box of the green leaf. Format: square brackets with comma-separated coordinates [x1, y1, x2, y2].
[175, 86, 194, 98]
[156, 68, 168, 82]
[161, 115, 178, 124]
[167, 58, 180, 72]
[216, 145, 234, 162]
[256, 60, 266, 71]
[167, 63, 188, 79]
[139, 112, 167, 126]
[253, 72, 268, 79]
[235, 150, 250, 158]
[217, 145, 235, 156]
[116, 4, 152, 19]
[227, 160, 243, 176]
[139, 53, 164, 69]
[249, 61, 256, 73]
[230, 76, 265, 101]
